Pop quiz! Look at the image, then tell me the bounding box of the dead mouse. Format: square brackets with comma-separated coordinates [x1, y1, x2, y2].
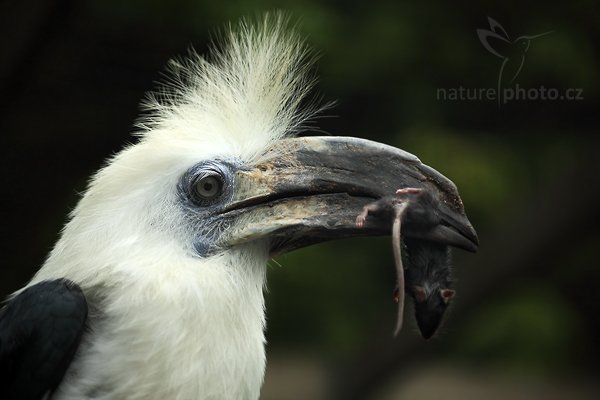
[356, 188, 456, 338]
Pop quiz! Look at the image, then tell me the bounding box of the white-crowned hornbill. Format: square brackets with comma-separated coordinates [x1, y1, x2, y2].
[0, 15, 477, 400]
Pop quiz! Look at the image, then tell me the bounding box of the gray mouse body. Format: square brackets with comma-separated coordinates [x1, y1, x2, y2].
[356, 188, 455, 338]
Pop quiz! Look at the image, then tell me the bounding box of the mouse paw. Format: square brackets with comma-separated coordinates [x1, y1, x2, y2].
[355, 213, 367, 228]
[395, 187, 422, 197]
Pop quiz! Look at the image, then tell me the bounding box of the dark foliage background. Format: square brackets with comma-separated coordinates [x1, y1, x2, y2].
[1, 1, 598, 398]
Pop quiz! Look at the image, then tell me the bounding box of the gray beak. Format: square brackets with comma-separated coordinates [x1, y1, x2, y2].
[219, 136, 478, 255]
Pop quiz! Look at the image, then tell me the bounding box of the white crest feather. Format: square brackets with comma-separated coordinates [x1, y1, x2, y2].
[138, 13, 322, 163]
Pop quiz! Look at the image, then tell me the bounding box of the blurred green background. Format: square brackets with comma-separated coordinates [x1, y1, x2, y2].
[1, 0, 598, 399]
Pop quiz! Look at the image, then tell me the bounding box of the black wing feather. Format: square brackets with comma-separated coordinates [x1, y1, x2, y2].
[0, 279, 88, 400]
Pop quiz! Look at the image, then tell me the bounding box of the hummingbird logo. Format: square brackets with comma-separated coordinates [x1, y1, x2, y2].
[477, 17, 551, 105]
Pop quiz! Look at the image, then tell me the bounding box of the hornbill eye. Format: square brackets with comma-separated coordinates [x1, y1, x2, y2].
[191, 173, 224, 204]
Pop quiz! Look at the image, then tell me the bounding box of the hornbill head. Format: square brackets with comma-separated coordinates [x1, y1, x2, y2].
[34, 14, 478, 318]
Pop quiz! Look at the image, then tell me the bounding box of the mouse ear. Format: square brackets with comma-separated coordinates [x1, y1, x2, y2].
[413, 286, 427, 302]
[439, 289, 456, 304]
